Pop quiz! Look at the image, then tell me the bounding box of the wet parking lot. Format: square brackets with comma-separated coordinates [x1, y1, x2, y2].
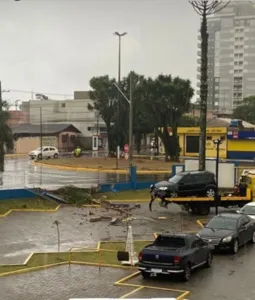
[1, 203, 255, 299]
[1, 245, 255, 300]
[0, 204, 198, 264]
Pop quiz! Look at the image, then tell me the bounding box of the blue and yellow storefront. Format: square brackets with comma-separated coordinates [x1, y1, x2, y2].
[227, 131, 255, 160]
[159, 127, 227, 159]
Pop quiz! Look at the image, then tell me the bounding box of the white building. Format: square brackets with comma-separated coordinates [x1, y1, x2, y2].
[21, 91, 108, 149]
[197, 0, 255, 113]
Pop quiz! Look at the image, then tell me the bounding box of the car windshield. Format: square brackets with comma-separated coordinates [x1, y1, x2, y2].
[205, 216, 238, 230]
[35, 147, 42, 151]
[169, 174, 183, 184]
[154, 236, 186, 248]
[240, 206, 255, 215]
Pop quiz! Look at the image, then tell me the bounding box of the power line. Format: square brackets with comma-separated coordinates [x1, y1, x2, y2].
[7, 89, 73, 97]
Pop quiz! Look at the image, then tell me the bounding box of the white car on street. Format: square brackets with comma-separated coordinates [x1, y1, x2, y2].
[237, 202, 255, 220]
[29, 146, 59, 160]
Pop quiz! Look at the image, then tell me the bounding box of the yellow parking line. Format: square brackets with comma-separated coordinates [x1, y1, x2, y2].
[120, 286, 144, 298]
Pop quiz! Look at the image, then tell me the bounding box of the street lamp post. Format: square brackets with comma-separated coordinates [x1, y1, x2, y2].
[113, 72, 133, 168]
[114, 31, 127, 168]
[40, 107, 43, 160]
[213, 138, 222, 215]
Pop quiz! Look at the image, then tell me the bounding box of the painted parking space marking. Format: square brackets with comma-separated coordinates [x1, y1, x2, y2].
[115, 271, 190, 300]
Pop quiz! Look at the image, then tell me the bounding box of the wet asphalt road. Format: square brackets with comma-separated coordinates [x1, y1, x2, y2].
[0, 158, 163, 190]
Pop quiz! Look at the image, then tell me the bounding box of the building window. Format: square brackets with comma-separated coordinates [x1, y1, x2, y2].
[206, 136, 212, 141]
[62, 134, 68, 143]
[61, 103, 66, 108]
[239, 61, 243, 65]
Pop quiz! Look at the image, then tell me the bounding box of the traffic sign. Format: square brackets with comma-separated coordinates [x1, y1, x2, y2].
[124, 144, 129, 153]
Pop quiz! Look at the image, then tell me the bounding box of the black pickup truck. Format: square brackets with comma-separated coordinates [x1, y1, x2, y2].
[138, 233, 213, 281]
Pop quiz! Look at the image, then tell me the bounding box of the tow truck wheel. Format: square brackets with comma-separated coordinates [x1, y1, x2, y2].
[197, 204, 210, 216]
[141, 271, 151, 279]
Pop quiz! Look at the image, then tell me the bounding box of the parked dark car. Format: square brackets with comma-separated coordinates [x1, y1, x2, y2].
[150, 170, 217, 199]
[138, 233, 213, 282]
[197, 213, 255, 254]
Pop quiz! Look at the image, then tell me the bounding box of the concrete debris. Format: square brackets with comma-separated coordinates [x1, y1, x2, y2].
[110, 217, 120, 225]
[89, 211, 95, 216]
[89, 217, 102, 222]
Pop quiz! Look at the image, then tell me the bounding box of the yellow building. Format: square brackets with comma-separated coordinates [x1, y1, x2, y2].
[159, 127, 227, 159]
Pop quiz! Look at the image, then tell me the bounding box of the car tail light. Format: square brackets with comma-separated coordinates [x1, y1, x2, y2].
[173, 256, 181, 264]
[138, 252, 142, 261]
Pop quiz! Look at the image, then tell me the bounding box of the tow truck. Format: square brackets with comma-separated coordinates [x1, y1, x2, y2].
[149, 188, 253, 216]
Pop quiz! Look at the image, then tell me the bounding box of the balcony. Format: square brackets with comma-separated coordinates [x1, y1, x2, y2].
[197, 50, 201, 57]
[197, 58, 201, 64]
[197, 42, 201, 48]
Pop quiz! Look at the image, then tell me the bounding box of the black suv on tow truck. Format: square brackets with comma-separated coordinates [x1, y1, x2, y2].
[138, 233, 213, 281]
[149, 170, 217, 212]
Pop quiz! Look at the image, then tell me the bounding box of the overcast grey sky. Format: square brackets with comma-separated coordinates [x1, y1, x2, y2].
[1, 0, 200, 105]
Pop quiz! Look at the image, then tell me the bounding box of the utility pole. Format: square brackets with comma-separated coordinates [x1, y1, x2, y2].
[114, 31, 127, 168]
[213, 138, 222, 215]
[40, 107, 43, 160]
[189, 0, 230, 170]
[113, 71, 133, 168]
[0, 81, 3, 172]
[129, 72, 133, 166]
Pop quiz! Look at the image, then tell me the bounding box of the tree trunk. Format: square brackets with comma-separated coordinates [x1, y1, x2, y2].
[199, 7, 208, 171]
[135, 132, 142, 154]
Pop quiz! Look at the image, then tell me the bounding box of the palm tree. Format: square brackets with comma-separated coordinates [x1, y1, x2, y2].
[0, 101, 14, 172]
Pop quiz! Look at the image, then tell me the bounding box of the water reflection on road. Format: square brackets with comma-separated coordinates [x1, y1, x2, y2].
[0, 158, 166, 190]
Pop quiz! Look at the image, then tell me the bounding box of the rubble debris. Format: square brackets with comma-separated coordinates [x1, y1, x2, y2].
[89, 217, 102, 222]
[89, 211, 95, 216]
[110, 217, 120, 225]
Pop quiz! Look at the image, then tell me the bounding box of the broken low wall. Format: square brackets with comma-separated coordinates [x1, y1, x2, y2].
[0, 188, 36, 200]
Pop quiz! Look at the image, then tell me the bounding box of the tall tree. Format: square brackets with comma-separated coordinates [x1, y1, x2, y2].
[233, 96, 255, 124]
[141, 75, 194, 161]
[0, 101, 14, 172]
[88, 75, 118, 153]
[189, 0, 230, 170]
[118, 72, 153, 153]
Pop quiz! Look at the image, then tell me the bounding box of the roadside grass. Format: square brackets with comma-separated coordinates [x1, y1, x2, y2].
[93, 189, 150, 201]
[0, 241, 152, 275]
[39, 157, 175, 171]
[0, 198, 57, 215]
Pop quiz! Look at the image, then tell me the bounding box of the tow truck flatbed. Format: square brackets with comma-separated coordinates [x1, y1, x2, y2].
[156, 189, 253, 216]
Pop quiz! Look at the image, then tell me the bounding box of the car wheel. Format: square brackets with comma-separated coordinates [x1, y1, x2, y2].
[205, 187, 216, 197]
[204, 252, 213, 268]
[231, 239, 239, 254]
[249, 231, 255, 244]
[37, 154, 42, 160]
[141, 271, 150, 279]
[53, 153, 59, 159]
[170, 191, 178, 198]
[181, 264, 191, 282]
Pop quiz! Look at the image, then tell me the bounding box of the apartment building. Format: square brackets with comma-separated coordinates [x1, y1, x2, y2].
[197, 0, 255, 113]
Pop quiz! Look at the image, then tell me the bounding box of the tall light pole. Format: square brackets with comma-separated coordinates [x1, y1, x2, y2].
[189, 0, 230, 170]
[113, 71, 133, 168]
[114, 31, 127, 168]
[213, 138, 222, 215]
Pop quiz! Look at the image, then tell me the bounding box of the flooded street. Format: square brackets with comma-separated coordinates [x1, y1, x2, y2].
[0, 158, 165, 190]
